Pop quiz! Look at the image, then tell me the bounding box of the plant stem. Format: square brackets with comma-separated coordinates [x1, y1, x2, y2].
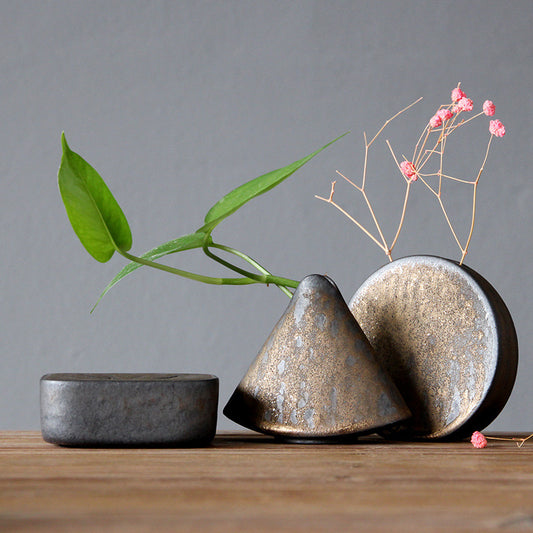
[202, 241, 299, 292]
[210, 243, 295, 297]
[117, 249, 258, 286]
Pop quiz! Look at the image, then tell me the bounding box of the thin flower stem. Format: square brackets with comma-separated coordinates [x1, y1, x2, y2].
[315, 190, 388, 253]
[362, 189, 390, 254]
[386, 141, 411, 184]
[412, 124, 431, 163]
[445, 111, 485, 134]
[518, 433, 533, 448]
[418, 172, 475, 185]
[362, 132, 369, 189]
[438, 196, 464, 253]
[438, 129, 446, 196]
[460, 135, 493, 264]
[336, 170, 389, 251]
[441, 175, 475, 185]
[367, 97, 423, 148]
[418, 175, 439, 196]
[389, 181, 412, 254]
[421, 149, 443, 158]
[384, 140, 418, 258]
[416, 133, 445, 174]
[336, 170, 362, 193]
[485, 433, 533, 448]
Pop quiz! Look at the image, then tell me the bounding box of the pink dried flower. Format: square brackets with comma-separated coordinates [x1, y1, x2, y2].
[457, 97, 474, 112]
[489, 119, 506, 137]
[400, 160, 417, 181]
[437, 108, 454, 121]
[429, 114, 442, 128]
[471, 431, 488, 448]
[451, 85, 466, 102]
[483, 100, 496, 116]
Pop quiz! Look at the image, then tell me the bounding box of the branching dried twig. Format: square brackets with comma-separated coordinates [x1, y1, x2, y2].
[317, 84, 506, 264]
[316, 98, 422, 262]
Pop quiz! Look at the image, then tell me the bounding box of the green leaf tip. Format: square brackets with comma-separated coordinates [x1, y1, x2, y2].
[199, 132, 349, 234]
[58, 133, 133, 263]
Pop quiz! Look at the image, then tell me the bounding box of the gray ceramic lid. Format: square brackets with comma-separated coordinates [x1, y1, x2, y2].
[40, 373, 219, 447]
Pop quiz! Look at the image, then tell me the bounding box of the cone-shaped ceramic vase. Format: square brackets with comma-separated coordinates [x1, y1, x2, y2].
[224, 274, 411, 441]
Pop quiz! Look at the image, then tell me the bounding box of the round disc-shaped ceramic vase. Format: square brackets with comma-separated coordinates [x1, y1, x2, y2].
[349, 256, 518, 440]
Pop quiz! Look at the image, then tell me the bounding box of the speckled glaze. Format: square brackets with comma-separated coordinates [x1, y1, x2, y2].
[40, 373, 219, 446]
[349, 256, 518, 440]
[224, 274, 411, 440]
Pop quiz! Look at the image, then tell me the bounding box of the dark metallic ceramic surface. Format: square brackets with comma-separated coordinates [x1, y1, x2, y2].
[40, 373, 219, 446]
[349, 256, 518, 440]
[224, 274, 411, 440]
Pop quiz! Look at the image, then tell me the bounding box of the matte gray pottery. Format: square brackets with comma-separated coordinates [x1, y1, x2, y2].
[40, 373, 219, 447]
[224, 274, 411, 441]
[349, 256, 518, 440]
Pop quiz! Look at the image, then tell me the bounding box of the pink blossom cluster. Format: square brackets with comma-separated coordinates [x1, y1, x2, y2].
[483, 100, 496, 116]
[429, 108, 454, 128]
[454, 97, 473, 113]
[400, 160, 417, 181]
[451, 86, 466, 102]
[427, 85, 505, 138]
[489, 119, 505, 137]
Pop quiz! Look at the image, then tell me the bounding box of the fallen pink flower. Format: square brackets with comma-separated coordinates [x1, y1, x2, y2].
[489, 119, 506, 137]
[471, 431, 488, 448]
[483, 100, 496, 116]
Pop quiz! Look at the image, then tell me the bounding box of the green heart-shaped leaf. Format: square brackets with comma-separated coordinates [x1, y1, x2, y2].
[58, 133, 132, 262]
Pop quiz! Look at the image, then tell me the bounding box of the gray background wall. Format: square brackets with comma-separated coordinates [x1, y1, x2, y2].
[1, 0, 531, 431]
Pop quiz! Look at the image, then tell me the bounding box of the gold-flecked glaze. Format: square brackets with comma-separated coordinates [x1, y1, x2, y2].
[349, 256, 518, 440]
[224, 275, 411, 439]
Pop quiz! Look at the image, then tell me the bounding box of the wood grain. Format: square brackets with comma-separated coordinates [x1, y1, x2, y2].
[1, 431, 533, 532]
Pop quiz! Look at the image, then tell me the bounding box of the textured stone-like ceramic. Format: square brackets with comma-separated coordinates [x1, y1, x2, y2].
[224, 274, 411, 441]
[349, 256, 518, 440]
[40, 373, 219, 446]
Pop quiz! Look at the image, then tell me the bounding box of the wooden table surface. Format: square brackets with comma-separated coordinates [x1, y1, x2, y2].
[1, 431, 532, 532]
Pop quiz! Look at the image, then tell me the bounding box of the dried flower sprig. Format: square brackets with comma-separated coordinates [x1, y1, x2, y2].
[315, 97, 422, 263]
[471, 431, 533, 449]
[317, 84, 506, 265]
